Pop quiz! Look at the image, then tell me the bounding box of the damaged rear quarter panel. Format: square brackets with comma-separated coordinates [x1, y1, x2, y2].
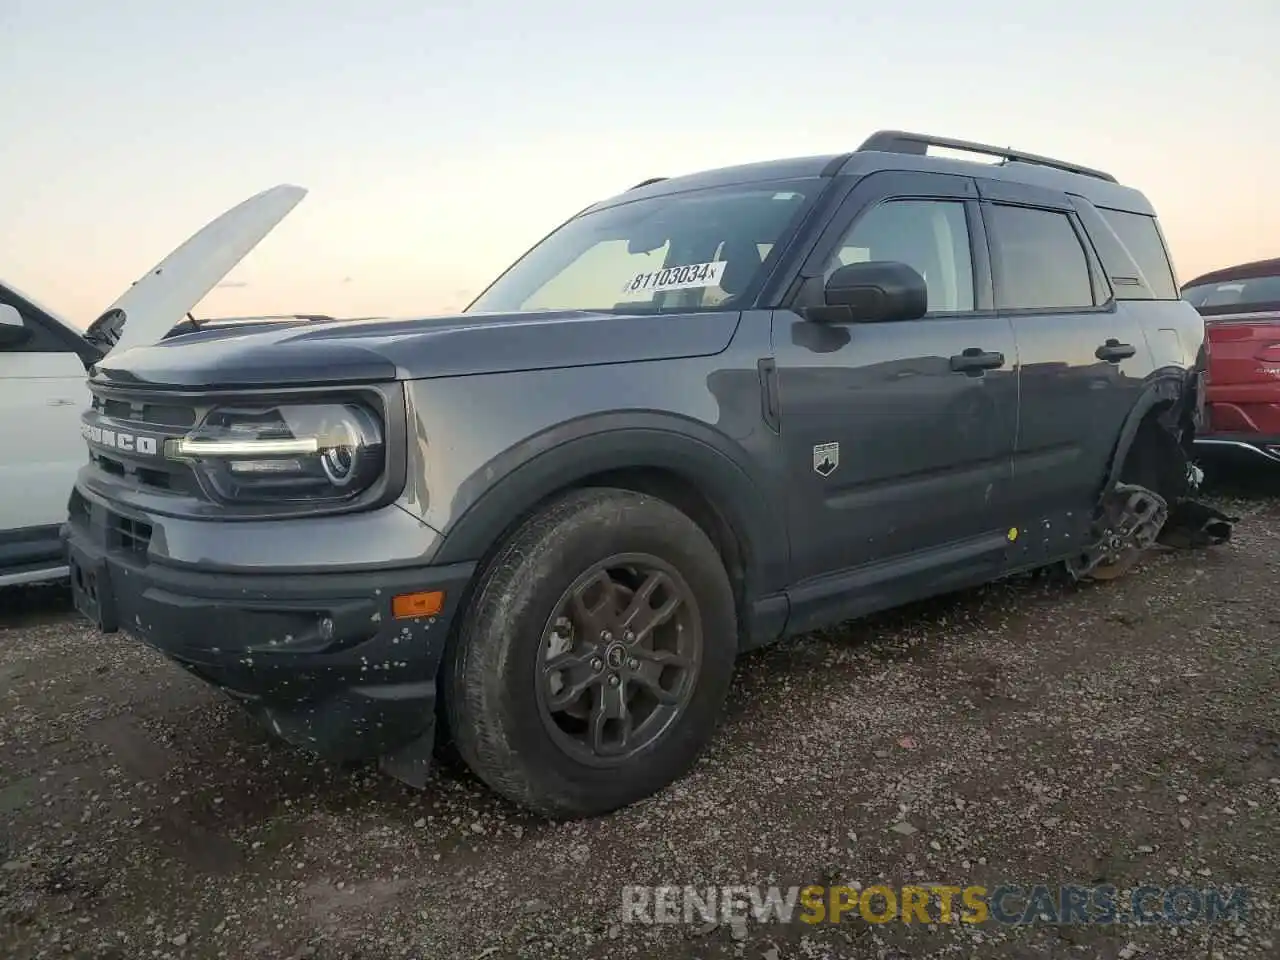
[1109, 299, 1208, 479]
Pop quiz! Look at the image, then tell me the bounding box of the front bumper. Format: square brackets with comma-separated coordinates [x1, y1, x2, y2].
[61, 495, 475, 763]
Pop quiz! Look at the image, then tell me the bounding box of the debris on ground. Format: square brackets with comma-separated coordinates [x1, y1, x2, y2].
[1, 488, 1276, 959]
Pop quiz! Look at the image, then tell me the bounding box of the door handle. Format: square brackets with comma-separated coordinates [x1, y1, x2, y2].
[1095, 339, 1136, 363]
[949, 347, 1006, 375]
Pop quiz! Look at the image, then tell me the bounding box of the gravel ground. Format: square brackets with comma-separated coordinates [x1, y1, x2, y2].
[1, 480, 1278, 960]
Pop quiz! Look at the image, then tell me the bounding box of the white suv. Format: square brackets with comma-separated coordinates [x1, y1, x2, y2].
[0, 185, 307, 587]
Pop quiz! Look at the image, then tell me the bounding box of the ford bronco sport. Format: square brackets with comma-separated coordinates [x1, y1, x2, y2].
[63, 130, 1230, 818]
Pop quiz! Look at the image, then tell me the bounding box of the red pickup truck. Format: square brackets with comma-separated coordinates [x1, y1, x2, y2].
[1181, 257, 1280, 468]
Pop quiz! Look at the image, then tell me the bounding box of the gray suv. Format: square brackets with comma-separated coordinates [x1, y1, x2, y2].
[63, 130, 1224, 818]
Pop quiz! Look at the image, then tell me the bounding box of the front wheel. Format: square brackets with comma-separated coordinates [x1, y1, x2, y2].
[443, 488, 737, 818]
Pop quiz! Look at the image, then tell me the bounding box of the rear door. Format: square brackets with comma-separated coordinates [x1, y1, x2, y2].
[977, 180, 1153, 520]
[773, 171, 1018, 586]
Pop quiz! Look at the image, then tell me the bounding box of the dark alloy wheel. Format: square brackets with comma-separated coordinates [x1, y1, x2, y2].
[536, 554, 702, 766]
[443, 487, 737, 818]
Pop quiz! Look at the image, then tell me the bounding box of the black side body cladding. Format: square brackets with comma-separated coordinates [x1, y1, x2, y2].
[430, 418, 791, 647]
[0, 524, 66, 575]
[1103, 375, 1190, 492]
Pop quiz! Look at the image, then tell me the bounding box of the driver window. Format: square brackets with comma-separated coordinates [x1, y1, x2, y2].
[826, 199, 975, 313]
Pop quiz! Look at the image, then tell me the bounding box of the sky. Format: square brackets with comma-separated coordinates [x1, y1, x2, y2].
[1, 0, 1277, 327]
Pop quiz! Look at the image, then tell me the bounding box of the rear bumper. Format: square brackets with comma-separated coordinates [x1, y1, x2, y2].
[61, 498, 475, 762]
[1193, 435, 1280, 467]
[1204, 396, 1280, 436]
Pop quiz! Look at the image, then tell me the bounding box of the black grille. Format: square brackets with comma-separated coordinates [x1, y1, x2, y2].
[91, 453, 178, 490]
[97, 395, 197, 428]
[86, 386, 203, 496]
[86, 448, 198, 495]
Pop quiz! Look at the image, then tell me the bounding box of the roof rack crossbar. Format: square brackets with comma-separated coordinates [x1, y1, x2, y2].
[856, 130, 1118, 183]
[628, 177, 668, 190]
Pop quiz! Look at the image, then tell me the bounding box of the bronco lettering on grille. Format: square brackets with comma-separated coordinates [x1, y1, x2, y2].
[81, 421, 160, 456]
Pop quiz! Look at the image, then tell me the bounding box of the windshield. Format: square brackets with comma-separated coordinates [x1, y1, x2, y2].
[1182, 274, 1280, 309]
[466, 180, 818, 315]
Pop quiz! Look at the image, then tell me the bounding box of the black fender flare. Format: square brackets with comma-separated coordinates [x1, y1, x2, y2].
[430, 413, 790, 600]
[1103, 371, 1191, 492]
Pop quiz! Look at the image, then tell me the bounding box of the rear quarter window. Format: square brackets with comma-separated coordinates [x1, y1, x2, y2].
[1098, 209, 1179, 300]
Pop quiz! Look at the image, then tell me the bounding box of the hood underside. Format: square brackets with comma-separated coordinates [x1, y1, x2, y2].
[84, 185, 307, 358]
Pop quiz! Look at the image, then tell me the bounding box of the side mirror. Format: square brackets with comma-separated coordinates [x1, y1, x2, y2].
[0, 304, 31, 346]
[808, 261, 928, 323]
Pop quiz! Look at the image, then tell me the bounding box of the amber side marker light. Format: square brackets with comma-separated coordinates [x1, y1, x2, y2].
[392, 590, 445, 619]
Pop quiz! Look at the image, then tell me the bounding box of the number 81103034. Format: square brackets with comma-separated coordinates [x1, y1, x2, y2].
[621, 260, 727, 296]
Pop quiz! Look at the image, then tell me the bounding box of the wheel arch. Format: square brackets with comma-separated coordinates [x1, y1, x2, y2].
[1103, 371, 1195, 494]
[430, 419, 789, 641]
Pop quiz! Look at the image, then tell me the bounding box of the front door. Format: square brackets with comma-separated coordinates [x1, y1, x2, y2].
[772, 171, 1019, 589]
[0, 290, 93, 572]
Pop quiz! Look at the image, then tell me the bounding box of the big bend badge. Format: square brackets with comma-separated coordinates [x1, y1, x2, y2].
[812, 441, 839, 478]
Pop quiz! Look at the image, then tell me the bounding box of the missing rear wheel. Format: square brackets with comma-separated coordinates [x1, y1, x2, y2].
[1066, 482, 1169, 582]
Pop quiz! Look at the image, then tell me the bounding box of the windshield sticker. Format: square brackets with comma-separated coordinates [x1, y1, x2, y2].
[621, 261, 727, 297]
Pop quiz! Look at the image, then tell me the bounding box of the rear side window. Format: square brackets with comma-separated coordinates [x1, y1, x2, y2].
[988, 205, 1095, 310]
[1099, 209, 1179, 299]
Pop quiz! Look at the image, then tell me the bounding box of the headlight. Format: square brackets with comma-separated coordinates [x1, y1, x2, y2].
[166, 402, 385, 504]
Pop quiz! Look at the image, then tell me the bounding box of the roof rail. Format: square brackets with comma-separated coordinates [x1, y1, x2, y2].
[629, 177, 668, 190]
[856, 130, 1118, 183]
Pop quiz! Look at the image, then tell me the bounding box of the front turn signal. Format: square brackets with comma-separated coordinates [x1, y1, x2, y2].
[392, 590, 445, 619]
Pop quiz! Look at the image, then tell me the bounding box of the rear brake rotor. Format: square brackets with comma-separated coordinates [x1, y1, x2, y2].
[1066, 483, 1169, 582]
[1084, 551, 1141, 581]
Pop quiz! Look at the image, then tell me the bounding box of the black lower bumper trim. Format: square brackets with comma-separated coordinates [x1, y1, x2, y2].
[234, 681, 440, 762]
[62, 520, 474, 762]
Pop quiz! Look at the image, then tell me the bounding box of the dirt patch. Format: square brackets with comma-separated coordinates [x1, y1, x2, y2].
[1, 485, 1278, 959]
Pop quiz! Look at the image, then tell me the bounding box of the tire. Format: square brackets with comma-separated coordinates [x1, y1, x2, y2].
[442, 487, 737, 818]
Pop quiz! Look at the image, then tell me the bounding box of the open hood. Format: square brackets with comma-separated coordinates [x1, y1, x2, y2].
[83, 184, 307, 357]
